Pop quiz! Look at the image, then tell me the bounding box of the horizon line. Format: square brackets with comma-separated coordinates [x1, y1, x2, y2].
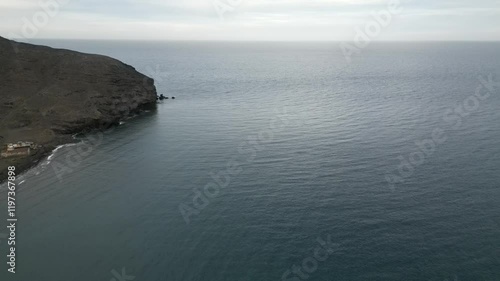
[9, 38, 500, 43]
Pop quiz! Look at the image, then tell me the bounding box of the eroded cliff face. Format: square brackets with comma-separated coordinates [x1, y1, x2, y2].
[0, 36, 158, 180]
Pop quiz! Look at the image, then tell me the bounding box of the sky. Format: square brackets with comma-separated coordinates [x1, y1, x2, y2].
[1, 0, 500, 41]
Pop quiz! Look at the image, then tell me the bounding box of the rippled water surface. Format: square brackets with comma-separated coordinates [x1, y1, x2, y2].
[1, 41, 500, 280]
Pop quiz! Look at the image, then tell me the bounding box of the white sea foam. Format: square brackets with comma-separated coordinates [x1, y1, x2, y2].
[47, 142, 79, 161]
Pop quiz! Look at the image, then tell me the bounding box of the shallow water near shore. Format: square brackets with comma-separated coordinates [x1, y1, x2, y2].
[0, 41, 499, 280]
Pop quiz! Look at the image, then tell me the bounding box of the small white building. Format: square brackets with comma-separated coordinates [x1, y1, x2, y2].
[8, 141, 35, 150]
[2, 141, 37, 158]
[7, 143, 15, 151]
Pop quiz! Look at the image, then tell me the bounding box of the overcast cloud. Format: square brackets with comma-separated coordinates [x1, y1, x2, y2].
[1, 0, 499, 40]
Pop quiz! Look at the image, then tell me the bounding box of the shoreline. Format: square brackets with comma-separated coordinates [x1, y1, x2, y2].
[0, 106, 157, 184]
[0, 135, 75, 185]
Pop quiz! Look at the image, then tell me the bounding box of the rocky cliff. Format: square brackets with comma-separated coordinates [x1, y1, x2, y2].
[0, 36, 158, 181]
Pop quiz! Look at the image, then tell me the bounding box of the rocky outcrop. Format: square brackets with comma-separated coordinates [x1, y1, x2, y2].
[0, 36, 158, 181]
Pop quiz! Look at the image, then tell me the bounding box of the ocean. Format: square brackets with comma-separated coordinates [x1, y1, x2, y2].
[0, 41, 499, 280]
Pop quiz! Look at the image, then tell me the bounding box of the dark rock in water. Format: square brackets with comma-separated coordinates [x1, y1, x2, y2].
[0, 36, 158, 182]
[158, 94, 168, 100]
[172, 97, 176, 99]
